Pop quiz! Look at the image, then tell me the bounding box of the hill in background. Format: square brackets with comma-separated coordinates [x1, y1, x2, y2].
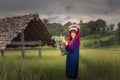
[42, 19, 120, 48]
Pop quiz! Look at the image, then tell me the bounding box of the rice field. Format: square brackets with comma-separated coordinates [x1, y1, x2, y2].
[0, 48, 120, 80]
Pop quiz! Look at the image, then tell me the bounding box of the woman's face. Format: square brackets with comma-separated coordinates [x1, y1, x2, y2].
[71, 31, 76, 39]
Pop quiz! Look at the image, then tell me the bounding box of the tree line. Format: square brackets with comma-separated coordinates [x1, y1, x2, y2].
[43, 19, 120, 46]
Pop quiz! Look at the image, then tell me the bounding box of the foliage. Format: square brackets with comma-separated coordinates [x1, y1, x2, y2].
[42, 19, 120, 47]
[83, 36, 114, 48]
[115, 22, 120, 44]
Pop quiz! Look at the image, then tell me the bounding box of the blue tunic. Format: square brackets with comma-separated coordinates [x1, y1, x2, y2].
[66, 39, 80, 79]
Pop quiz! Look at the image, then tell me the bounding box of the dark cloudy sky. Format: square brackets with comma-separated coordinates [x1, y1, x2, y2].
[0, 0, 120, 26]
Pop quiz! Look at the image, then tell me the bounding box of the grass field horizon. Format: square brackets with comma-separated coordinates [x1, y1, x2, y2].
[0, 46, 120, 80]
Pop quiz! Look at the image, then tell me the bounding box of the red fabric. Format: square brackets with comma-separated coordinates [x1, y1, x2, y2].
[68, 24, 80, 45]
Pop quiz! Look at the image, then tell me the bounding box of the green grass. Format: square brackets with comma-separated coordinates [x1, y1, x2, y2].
[0, 48, 120, 80]
[80, 33, 116, 48]
[80, 48, 120, 80]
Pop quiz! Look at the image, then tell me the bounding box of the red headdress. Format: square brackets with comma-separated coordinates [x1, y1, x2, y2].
[68, 23, 80, 45]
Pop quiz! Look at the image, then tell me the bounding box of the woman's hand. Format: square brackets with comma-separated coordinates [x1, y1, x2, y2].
[59, 52, 65, 56]
[62, 38, 67, 45]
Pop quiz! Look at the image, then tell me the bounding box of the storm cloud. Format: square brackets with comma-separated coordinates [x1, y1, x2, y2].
[0, 0, 120, 26]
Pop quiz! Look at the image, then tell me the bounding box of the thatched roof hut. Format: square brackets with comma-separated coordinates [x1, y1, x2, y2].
[0, 14, 55, 57]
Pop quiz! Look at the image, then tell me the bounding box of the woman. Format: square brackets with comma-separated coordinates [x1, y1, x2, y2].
[60, 24, 80, 80]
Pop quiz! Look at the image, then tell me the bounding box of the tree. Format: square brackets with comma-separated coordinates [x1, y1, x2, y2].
[84, 19, 107, 34]
[62, 21, 71, 37]
[115, 22, 120, 44]
[95, 19, 107, 33]
[110, 24, 115, 31]
[118, 22, 120, 29]
[87, 21, 96, 34]
[42, 19, 49, 28]
[79, 20, 83, 25]
[80, 23, 89, 36]
[43, 19, 49, 24]
[107, 24, 115, 32]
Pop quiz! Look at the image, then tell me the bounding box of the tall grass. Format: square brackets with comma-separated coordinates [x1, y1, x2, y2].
[80, 48, 120, 80]
[0, 48, 120, 80]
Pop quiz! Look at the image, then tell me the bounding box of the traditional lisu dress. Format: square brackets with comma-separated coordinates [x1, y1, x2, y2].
[65, 24, 80, 79]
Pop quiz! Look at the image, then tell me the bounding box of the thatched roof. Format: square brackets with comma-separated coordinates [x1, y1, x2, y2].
[0, 14, 55, 50]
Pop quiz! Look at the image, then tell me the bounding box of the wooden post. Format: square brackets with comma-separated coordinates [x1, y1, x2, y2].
[1, 49, 4, 57]
[21, 30, 26, 58]
[38, 41, 42, 57]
